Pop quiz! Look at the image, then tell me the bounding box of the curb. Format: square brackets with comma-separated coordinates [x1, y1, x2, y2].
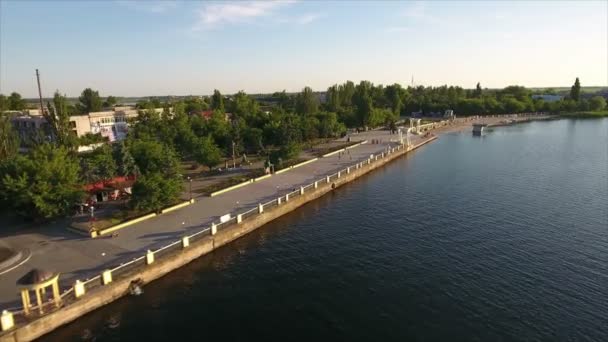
[92, 199, 195, 237]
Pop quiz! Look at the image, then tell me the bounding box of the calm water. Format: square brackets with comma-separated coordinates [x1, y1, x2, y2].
[45, 119, 608, 342]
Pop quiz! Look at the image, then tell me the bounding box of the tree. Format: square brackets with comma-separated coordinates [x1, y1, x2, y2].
[473, 82, 483, 98]
[103, 96, 117, 108]
[129, 140, 181, 176]
[0, 94, 8, 112]
[589, 96, 606, 111]
[0, 144, 83, 219]
[211, 89, 224, 112]
[295, 86, 319, 115]
[114, 142, 140, 177]
[243, 127, 264, 153]
[385, 84, 404, 116]
[503, 97, 526, 114]
[80, 145, 117, 183]
[353, 82, 374, 127]
[46, 91, 78, 149]
[78, 88, 102, 113]
[8, 92, 26, 111]
[570, 77, 581, 102]
[130, 172, 181, 212]
[193, 136, 222, 170]
[0, 114, 19, 159]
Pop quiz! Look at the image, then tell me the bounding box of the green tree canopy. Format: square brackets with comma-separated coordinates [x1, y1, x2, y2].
[193, 136, 222, 170]
[0, 114, 19, 160]
[295, 86, 319, 115]
[211, 89, 224, 112]
[589, 96, 606, 111]
[0, 94, 9, 112]
[8, 92, 27, 111]
[130, 172, 182, 212]
[80, 145, 117, 183]
[0, 144, 83, 219]
[129, 139, 181, 177]
[103, 95, 117, 108]
[46, 91, 78, 149]
[570, 77, 581, 102]
[78, 88, 103, 113]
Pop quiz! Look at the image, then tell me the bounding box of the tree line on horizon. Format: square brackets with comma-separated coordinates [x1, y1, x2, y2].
[0, 78, 605, 222]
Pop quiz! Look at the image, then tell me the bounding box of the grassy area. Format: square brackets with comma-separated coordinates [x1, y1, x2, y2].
[194, 169, 265, 196]
[559, 111, 608, 118]
[274, 158, 309, 172]
[311, 141, 360, 158]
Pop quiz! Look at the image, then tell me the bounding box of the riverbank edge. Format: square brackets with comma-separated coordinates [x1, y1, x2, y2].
[0, 137, 437, 342]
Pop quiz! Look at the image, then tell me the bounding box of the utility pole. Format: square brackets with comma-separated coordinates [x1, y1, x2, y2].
[35, 69, 45, 115]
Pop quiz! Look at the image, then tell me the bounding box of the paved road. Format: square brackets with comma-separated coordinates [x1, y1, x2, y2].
[0, 129, 426, 309]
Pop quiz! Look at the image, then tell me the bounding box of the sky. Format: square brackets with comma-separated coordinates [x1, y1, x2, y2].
[0, 0, 606, 98]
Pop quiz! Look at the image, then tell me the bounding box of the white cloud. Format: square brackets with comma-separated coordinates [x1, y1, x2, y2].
[294, 12, 323, 25]
[385, 26, 411, 33]
[402, 1, 427, 19]
[117, 1, 178, 14]
[400, 1, 440, 25]
[194, 0, 297, 30]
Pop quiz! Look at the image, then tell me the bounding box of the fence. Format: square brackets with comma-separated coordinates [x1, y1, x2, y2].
[1, 141, 413, 330]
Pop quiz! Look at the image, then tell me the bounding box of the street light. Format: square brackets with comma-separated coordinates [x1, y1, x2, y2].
[232, 141, 236, 169]
[187, 176, 192, 201]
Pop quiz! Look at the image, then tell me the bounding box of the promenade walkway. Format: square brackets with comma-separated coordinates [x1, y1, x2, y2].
[0, 129, 425, 309]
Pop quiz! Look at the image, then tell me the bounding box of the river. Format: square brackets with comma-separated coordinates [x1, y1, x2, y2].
[43, 118, 608, 341]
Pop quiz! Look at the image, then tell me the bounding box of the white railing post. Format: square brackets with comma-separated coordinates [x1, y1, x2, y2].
[326, 176, 330, 183]
[258, 203, 264, 213]
[102, 270, 112, 285]
[237, 214, 243, 223]
[300, 186, 304, 195]
[146, 250, 154, 265]
[182, 236, 190, 248]
[314, 181, 318, 189]
[347, 167, 350, 174]
[74, 280, 85, 298]
[337, 171, 341, 178]
[1, 310, 14, 332]
[211, 223, 217, 235]
[277, 197, 282, 205]
[286, 193, 290, 202]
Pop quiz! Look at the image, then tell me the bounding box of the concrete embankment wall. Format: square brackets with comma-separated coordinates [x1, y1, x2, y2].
[0, 137, 436, 342]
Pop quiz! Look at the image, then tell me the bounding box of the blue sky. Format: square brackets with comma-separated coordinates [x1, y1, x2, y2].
[1, 1, 606, 98]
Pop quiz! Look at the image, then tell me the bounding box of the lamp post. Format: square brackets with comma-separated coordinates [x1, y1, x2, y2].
[232, 141, 236, 169]
[187, 176, 192, 201]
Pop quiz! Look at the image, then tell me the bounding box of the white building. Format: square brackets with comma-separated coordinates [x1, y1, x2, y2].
[10, 106, 166, 144]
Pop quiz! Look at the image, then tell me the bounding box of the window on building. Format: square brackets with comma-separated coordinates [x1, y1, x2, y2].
[69, 121, 76, 128]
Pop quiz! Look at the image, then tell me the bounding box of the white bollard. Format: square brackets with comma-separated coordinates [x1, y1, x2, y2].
[337, 171, 341, 178]
[326, 176, 330, 183]
[286, 193, 290, 202]
[258, 203, 264, 213]
[1, 311, 14, 332]
[237, 214, 243, 223]
[300, 186, 304, 195]
[146, 250, 154, 265]
[347, 167, 350, 174]
[211, 223, 217, 235]
[277, 197, 282, 205]
[102, 270, 112, 285]
[182, 236, 190, 248]
[74, 280, 85, 298]
[314, 181, 318, 189]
